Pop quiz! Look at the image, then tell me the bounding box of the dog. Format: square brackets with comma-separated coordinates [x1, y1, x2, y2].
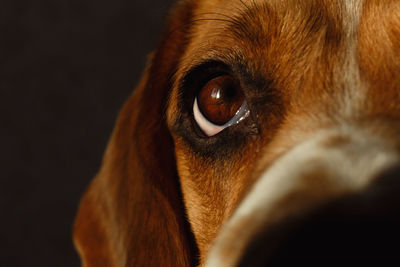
[74, 0, 400, 266]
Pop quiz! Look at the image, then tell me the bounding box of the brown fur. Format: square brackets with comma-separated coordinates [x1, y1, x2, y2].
[74, 1, 198, 266]
[359, 0, 400, 116]
[74, 0, 400, 266]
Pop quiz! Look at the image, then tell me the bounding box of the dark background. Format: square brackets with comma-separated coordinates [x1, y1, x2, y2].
[1, 0, 174, 266]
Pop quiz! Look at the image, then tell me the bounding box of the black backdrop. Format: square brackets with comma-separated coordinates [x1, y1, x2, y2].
[1, 0, 174, 266]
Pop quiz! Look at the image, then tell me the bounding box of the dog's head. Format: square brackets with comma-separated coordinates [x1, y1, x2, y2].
[74, 0, 400, 266]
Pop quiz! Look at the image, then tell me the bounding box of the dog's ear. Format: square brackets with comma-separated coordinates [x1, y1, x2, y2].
[73, 2, 198, 266]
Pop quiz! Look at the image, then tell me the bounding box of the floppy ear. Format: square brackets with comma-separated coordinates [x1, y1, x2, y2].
[73, 2, 198, 266]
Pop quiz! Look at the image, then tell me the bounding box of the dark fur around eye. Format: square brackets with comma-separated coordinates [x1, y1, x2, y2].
[172, 60, 283, 160]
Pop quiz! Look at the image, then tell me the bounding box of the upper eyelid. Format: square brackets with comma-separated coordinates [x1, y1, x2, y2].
[178, 59, 281, 117]
[180, 61, 233, 85]
[178, 58, 267, 96]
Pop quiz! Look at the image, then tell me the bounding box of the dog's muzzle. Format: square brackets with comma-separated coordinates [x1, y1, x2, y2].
[205, 127, 400, 266]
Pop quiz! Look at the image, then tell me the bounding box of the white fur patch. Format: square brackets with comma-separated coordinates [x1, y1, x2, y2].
[338, 0, 365, 116]
[205, 127, 399, 267]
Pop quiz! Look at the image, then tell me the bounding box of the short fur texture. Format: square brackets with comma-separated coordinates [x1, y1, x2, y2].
[74, 0, 400, 266]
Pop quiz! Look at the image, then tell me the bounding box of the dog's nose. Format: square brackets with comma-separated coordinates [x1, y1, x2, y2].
[236, 165, 400, 267]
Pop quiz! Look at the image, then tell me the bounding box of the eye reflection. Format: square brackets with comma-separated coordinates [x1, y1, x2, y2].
[193, 75, 250, 136]
[211, 88, 221, 100]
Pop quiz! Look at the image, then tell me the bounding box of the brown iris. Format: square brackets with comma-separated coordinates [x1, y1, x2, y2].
[197, 75, 245, 125]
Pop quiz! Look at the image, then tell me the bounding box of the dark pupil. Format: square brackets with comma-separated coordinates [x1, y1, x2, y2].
[197, 75, 244, 125]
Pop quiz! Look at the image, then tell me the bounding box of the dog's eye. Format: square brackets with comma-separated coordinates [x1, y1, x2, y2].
[193, 75, 250, 136]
